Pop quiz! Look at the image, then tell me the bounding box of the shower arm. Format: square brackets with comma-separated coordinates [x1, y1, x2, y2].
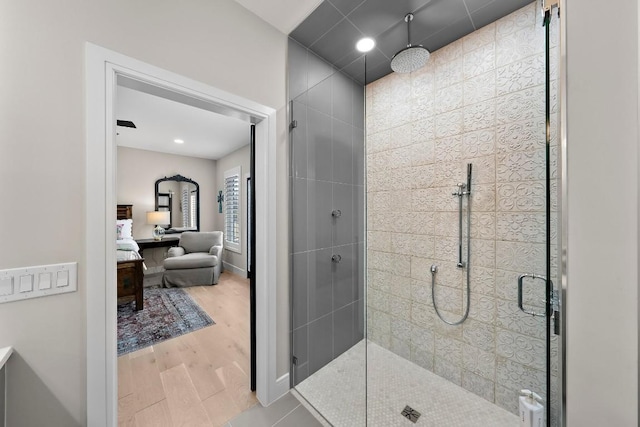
[405, 13, 414, 48]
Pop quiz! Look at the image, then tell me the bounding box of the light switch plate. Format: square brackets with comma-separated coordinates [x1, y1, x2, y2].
[0, 263, 77, 304]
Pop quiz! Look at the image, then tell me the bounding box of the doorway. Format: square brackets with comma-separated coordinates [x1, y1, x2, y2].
[85, 43, 282, 427]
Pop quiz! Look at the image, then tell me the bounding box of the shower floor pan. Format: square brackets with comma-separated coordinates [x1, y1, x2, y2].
[296, 341, 518, 427]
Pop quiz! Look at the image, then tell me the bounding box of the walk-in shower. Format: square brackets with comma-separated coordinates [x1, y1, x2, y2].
[288, 1, 562, 425]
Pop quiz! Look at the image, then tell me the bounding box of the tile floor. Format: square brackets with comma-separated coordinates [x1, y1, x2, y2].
[227, 392, 325, 427]
[296, 340, 519, 426]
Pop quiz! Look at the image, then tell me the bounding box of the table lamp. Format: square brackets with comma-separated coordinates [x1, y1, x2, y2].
[147, 211, 170, 241]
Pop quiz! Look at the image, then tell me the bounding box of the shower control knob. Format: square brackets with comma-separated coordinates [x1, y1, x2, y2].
[332, 209, 342, 218]
[331, 254, 342, 263]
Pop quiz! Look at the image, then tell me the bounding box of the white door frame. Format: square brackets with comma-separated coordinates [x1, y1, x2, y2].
[85, 43, 285, 427]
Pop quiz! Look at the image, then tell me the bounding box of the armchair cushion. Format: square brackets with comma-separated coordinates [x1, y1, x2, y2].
[179, 231, 223, 254]
[167, 246, 185, 257]
[164, 253, 218, 269]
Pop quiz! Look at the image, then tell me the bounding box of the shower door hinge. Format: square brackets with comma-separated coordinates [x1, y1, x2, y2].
[289, 120, 298, 130]
[292, 355, 298, 366]
[541, 0, 559, 14]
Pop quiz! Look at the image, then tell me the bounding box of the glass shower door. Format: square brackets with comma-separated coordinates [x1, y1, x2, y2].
[364, 2, 562, 426]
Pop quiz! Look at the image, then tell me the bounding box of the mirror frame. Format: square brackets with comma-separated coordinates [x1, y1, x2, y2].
[154, 174, 200, 232]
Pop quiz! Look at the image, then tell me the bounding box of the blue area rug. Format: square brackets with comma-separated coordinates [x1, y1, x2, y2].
[117, 287, 214, 356]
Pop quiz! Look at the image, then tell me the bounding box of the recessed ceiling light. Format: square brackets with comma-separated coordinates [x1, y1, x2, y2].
[356, 37, 375, 53]
[174, 139, 184, 144]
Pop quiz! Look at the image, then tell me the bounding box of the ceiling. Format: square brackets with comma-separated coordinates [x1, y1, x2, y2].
[116, 86, 251, 160]
[289, 0, 533, 84]
[232, 0, 324, 34]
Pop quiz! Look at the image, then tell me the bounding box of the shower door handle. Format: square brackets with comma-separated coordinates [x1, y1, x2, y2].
[517, 273, 548, 317]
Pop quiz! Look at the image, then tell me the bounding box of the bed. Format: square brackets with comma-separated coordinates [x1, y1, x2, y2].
[117, 205, 144, 310]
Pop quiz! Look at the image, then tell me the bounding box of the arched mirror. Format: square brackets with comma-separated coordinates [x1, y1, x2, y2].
[155, 174, 200, 232]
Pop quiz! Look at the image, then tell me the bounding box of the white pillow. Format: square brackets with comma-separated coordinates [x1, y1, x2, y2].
[116, 219, 133, 240]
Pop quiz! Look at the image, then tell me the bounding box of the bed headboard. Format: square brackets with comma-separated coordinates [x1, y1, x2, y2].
[117, 204, 133, 220]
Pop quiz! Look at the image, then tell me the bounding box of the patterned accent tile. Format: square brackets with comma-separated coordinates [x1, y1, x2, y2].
[433, 39, 464, 66]
[495, 3, 536, 39]
[463, 42, 495, 79]
[496, 357, 545, 396]
[411, 300, 434, 330]
[435, 357, 462, 385]
[409, 140, 436, 166]
[496, 298, 546, 339]
[496, 85, 545, 125]
[463, 22, 496, 53]
[495, 212, 546, 243]
[496, 150, 545, 182]
[496, 328, 545, 370]
[462, 129, 495, 158]
[463, 99, 496, 132]
[462, 370, 495, 402]
[411, 117, 436, 144]
[435, 334, 463, 366]
[469, 294, 496, 324]
[435, 109, 464, 138]
[495, 241, 546, 274]
[470, 212, 496, 240]
[411, 187, 437, 212]
[468, 155, 496, 185]
[496, 117, 545, 153]
[469, 265, 496, 296]
[496, 181, 546, 212]
[496, 24, 544, 68]
[435, 82, 464, 114]
[496, 55, 545, 96]
[435, 135, 463, 162]
[470, 183, 496, 212]
[390, 122, 413, 147]
[462, 319, 495, 353]
[463, 343, 496, 380]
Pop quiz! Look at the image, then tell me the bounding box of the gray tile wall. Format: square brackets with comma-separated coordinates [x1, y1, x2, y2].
[288, 38, 366, 386]
[365, 3, 560, 419]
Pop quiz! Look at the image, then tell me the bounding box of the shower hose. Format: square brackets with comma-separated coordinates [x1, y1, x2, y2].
[430, 192, 471, 326]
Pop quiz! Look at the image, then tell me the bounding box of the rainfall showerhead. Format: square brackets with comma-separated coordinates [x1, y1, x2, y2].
[390, 13, 430, 74]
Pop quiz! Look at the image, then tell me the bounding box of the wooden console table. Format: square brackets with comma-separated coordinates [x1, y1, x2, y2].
[135, 236, 180, 258]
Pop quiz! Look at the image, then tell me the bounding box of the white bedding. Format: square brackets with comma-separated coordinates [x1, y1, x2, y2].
[116, 238, 142, 262]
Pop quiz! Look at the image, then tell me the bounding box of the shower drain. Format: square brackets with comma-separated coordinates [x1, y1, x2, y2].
[401, 405, 421, 423]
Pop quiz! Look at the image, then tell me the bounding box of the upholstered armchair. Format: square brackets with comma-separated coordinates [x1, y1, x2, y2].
[162, 231, 223, 287]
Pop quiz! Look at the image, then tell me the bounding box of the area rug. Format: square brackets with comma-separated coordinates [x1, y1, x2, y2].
[117, 287, 214, 356]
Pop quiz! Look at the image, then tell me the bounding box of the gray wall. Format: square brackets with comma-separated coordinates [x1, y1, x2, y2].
[288, 38, 365, 384]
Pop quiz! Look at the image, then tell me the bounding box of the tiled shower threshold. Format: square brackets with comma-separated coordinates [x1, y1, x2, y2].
[296, 341, 518, 426]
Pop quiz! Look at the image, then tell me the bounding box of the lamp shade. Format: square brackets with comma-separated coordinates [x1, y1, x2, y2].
[146, 210, 170, 225]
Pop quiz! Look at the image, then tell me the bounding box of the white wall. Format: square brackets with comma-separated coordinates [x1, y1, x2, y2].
[565, 0, 639, 425]
[214, 144, 251, 273]
[0, 1, 288, 425]
[117, 146, 217, 270]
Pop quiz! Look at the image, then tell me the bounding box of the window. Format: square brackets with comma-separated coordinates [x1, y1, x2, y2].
[224, 166, 241, 252]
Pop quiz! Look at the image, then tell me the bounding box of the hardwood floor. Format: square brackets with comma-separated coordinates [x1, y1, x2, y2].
[118, 271, 257, 427]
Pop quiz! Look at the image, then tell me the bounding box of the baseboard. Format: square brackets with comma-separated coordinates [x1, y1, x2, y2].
[273, 373, 290, 404]
[222, 261, 245, 277]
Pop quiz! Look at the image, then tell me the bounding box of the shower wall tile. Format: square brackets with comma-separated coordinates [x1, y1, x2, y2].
[496, 328, 546, 371]
[308, 248, 333, 321]
[496, 150, 546, 182]
[307, 179, 332, 250]
[435, 334, 463, 366]
[496, 181, 546, 211]
[469, 265, 496, 296]
[434, 357, 462, 385]
[495, 2, 535, 39]
[463, 343, 496, 380]
[463, 98, 496, 132]
[292, 252, 309, 329]
[496, 117, 545, 153]
[333, 303, 356, 357]
[435, 109, 464, 138]
[308, 314, 334, 375]
[463, 42, 495, 78]
[435, 82, 463, 114]
[333, 244, 356, 309]
[364, 3, 554, 412]
[462, 129, 495, 157]
[496, 55, 545, 96]
[462, 319, 495, 353]
[495, 212, 546, 243]
[291, 101, 308, 179]
[463, 22, 496, 52]
[462, 370, 495, 402]
[495, 85, 545, 124]
[292, 178, 308, 253]
[332, 73, 353, 124]
[308, 76, 332, 116]
[495, 25, 544, 68]
[332, 119, 353, 185]
[464, 70, 496, 105]
[307, 108, 332, 182]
